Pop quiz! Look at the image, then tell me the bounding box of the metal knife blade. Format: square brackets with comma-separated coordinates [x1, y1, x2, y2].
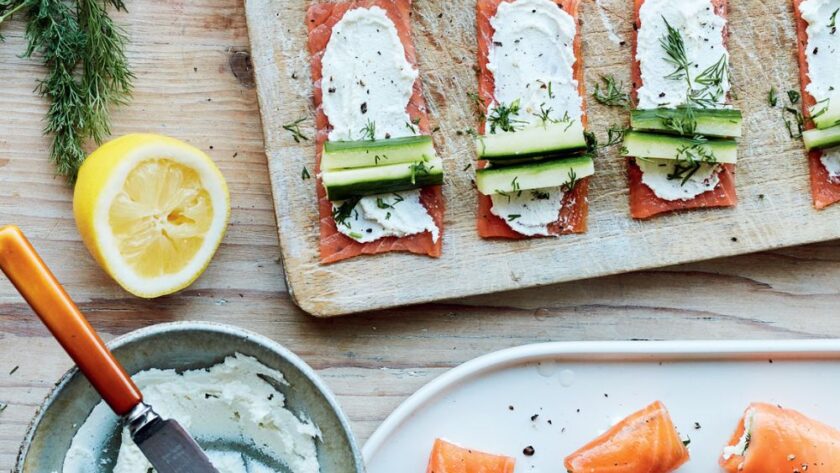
[129, 403, 219, 473]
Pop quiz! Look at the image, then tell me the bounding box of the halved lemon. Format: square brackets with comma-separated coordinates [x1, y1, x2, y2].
[74, 134, 230, 298]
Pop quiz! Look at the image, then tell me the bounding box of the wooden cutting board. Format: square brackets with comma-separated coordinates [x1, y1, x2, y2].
[245, 0, 840, 317]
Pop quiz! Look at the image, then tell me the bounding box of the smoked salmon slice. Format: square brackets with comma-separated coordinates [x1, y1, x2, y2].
[792, 0, 840, 210]
[307, 0, 445, 264]
[426, 438, 516, 473]
[475, 0, 589, 239]
[720, 403, 840, 473]
[628, 0, 737, 220]
[564, 401, 690, 473]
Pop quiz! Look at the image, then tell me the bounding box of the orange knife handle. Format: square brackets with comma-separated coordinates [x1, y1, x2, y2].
[0, 226, 142, 416]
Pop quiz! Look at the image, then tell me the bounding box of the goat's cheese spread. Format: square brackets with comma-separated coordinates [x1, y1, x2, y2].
[485, 0, 581, 235]
[321, 6, 439, 242]
[62, 354, 320, 473]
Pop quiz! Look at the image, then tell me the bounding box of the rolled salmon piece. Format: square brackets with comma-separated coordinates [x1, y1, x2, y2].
[564, 401, 690, 473]
[425, 438, 515, 473]
[720, 402, 840, 473]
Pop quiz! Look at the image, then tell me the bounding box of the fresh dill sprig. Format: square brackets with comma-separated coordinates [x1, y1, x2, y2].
[487, 99, 525, 134]
[1, 0, 134, 180]
[592, 74, 630, 108]
[332, 197, 360, 228]
[785, 106, 805, 138]
[561, 168, 579, 193]
[584, 130, 598, 153]
[660, 17, 693, 85]
[603, 125, 626, 148]
[693, 54, 728, 105]
[668, 139, 717, 185]
[283, 118, 309, 143]
[467, 91, 486, 122]
[360, 119, 376, 141]
[659, 106, 697, 136]
[787, 90, 801, 105]
[768, 86, 778, 107]
[533, 103, 558, 125]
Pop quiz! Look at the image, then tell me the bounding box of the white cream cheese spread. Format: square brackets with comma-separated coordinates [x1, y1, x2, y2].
[485, 0, 581, 235]
[62, 354, 321, 473]
[635, 0, 730, 200]
[800, 0, 840, 178]
[636, 158, 722, 201]
[636, 0, 730, 110]
[321, 6, 439, 242]
[490, 187, 565, 236]
[332, 190, 438, 243]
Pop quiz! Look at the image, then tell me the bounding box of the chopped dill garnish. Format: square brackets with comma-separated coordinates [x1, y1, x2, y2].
[348, 232, 363, 240]
[467, 91, 486, 122]
[787, 90, 801, 105]
[409, 161, 432, 184]
[376, 197, 393, 209]
[661, 17, 693, 84]
[511, 176, 521, 196]
[487, 99, 525, 134]
[463, 162, 472, 172]
[548, 81, 554, 99]
[507, 214, 521, 221]
[584, 130, 598, 153]
[830, 8, 839, 29]
[785, 106, 805, 138]
[668, 139, 717, 185]
[301, 166, 311, 180]
[592, 74, 630, 108]
[768, 86, 778, 107]
[533, 103, 558, 125]
[332, 197, 361, 228]
[682, 437, 691, 447]
[495, 189, 512, 203]
[561, 168, 579, 193]
[659, 106, 697, 136]
[603, 125, 626, 148]
[531, 190, 550, 200]
[360, 120, 377, 141]
[283, 118, 310, 143]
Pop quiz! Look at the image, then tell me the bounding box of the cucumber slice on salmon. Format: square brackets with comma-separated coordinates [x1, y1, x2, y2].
[475, 155, 594, 196]
[631, 108, 743, 138]
[322, 157, 444, 200]
[803, 125, 840, 151]
[475, 120, 587, 162]
[810, 96, 840, 130]
[623, 131, 738, 164]
[322, 136, 437, 171]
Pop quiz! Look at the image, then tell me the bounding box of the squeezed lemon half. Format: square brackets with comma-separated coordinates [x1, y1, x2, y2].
[74, 134, 230, 298]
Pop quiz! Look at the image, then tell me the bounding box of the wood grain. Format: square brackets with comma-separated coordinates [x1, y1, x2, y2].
[246, 0, 840, 317]
[0, 0, 839, 470]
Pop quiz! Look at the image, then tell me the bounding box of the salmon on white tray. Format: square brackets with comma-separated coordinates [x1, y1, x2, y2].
[473, 0, 593, 239]
[363, 341, 840, 473]
[307, 0, 445, 264]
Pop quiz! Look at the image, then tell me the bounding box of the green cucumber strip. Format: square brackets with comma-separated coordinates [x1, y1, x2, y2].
[622, 131, 738, 164]
[803, 125, 840, 151]
[810, 96, 840, 130]
[322, 135, 437, 171]
[631, 108, 742, 138]
[475, 155, 595, 196]
[475, 120, 587, 161]
[322, 157, 444, 200]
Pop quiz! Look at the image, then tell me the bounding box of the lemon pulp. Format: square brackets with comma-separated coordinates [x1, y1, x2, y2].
[108, 158, 213, 278]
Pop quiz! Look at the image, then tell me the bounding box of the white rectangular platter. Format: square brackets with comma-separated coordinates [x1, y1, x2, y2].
[363, 340, 840, 472]
[245, 0, 840, 316]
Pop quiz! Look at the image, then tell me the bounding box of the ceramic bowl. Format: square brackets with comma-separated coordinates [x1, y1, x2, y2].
[15, 321, 364, 473]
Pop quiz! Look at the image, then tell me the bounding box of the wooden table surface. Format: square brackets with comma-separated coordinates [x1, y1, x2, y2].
[0, 0, 838, 469]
